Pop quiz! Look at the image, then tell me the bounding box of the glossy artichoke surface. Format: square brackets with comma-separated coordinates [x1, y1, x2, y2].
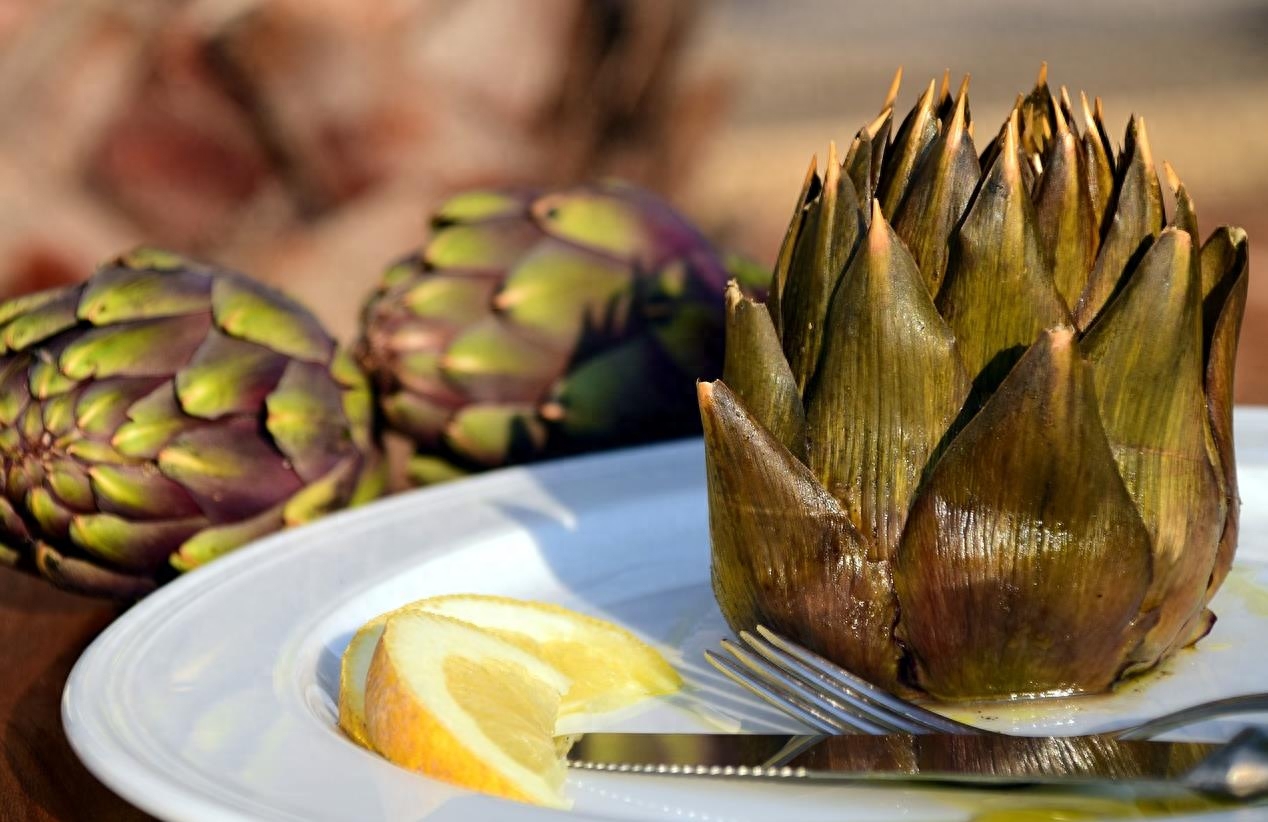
[703, 69, 1250, 700]
[0, 249, 383, 598]
[357, 181, 739, 485]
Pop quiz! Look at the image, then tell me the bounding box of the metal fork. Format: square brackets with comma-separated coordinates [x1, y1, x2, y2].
[706, 625, 1268, 741]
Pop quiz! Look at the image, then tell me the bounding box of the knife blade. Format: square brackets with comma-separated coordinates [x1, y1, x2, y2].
[565, 729, 1268, 800]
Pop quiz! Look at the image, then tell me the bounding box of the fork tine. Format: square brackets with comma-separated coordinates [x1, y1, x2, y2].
[755, 625, 979, 736]
[719, 640, 892, 735]
[738, 630, 925, 735]
[703, 650, 844, 734]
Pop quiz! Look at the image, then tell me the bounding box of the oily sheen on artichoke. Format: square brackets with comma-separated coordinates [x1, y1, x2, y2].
[703, 69, 1249, 700]
[0, 249, 383, 598]
[357, 181, 740, 485]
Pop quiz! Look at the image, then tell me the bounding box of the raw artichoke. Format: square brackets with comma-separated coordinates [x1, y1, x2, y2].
[357, 181, 742, 485]
[703, 69, 1249, 700]
[0, 249, 383, 598]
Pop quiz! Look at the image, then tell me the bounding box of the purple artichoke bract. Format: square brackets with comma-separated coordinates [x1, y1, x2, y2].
[356, 180, 743, 485]
[0, 248, 383, 598]
[702, 69, 1249, 701]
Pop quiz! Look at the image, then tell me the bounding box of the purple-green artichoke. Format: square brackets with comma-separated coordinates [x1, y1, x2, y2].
[356, 181, 745, 485]
[702, 70, 1249, 701]
[0, 249, 383, 598]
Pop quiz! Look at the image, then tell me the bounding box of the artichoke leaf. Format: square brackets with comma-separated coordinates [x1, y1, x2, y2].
[843, 105, 893, 209]
[805, 202, 969, 561]
[70, 513, 209, 573]
[158, 418, 305, 520]
[211, 276, 335, 364]
[441, 317, 560, 403]
[1, 289, 79, 354]
[1074, 116, 1164, 330]
[348, 451, 387, 506]
[424, 220, 540, 272]
[282, 457, 360, 526]
[1034, 103, 1097, 309]
[1082, 229, 1224, 667]
[721, 282, 806, 462]
[444, 403, 547, 467]
[877, 79, 939, 219]
[895, 328, 1153, 700]
[892, 77, 981, 296]
[1164, 162, 1200, 246]
[406, 454, 469, 487]
[111, 381, 198, 459]
[1199, 227, 1249, 605]
[495, 241, 631, 345]
[47, 459, 95, 511]
[403, 275, 497, 324]
[700, 380, 902, 690]
[380, 392, 450, 446]
[176, 331, 290, 420]
[765, 156, 821, 332]
[937, 113, 1071, 385]
[0, 285, 78, 329]
[780, 144, 864, 391]
[76, 377, 167, 437]
[432, 191, 522, 224]
[0, 355, 29, 425]
[59, 314, 211, 380]
[34, 541, 157, 599]
[531, 188, 656, 262]
[1079, 92, 1116, 228]
[41, 389, 79, 437]
[172, 504, 285, 572]
[27, 488, 73, 540]
[266, 360, 355, 484]
[78, 265, 211, 324]
[89, 463, 203, 520]
[27, 355, 77, 400]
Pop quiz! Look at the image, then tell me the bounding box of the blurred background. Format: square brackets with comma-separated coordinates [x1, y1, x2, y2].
[0, 0, 1265, 399]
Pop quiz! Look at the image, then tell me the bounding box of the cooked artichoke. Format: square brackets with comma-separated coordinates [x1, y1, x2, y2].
[703, 68, 1249, 700]
[0, 249, 383, 598]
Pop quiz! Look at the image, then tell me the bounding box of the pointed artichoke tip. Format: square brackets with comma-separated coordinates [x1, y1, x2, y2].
[1036, 61, 1049, 87]
[867, 199, 888, 242]
[697, 379, 719, 407]
[948, 77, 970, 133]
[1159, 224, 1193, 253]
[1162, 159, 1182, 193]
[884, 66, 904, 109]
[1052, 96, 1069, 134]
[919, 77, 937, 105]
[1079, 90, 1096, 126]
[1044, 324, 1078, 350]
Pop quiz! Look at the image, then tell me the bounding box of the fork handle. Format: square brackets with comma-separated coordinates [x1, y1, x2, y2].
[1118, 693, 1268, 740]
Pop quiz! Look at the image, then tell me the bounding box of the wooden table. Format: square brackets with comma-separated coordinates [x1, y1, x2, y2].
[1, 571, 150, 821]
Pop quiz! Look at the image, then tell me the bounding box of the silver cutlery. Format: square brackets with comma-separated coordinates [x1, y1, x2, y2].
[705, 625, 1268, 741]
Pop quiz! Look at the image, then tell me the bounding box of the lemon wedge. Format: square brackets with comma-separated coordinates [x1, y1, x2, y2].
[412, 594, 683, 728]
[363, 610, 572, 808]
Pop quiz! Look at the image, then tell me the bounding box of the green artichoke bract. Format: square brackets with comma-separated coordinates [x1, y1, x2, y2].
[703, 68, 1250, 701]
[0, 249, 384, 598]
[357, 181, 740, 485]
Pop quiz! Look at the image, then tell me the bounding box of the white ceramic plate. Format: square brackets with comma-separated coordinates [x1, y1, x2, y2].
[65, 409, 1268, 822]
